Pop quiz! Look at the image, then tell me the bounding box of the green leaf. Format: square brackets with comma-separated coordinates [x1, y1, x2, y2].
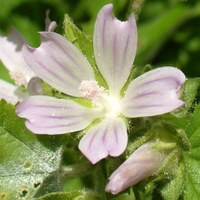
[37, 190, 101, 200]
[183, 153, 200, 200]
[0, 100, 63, 199]
[182, 104, 200, 199]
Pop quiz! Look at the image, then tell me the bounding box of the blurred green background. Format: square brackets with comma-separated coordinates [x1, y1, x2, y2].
[0, 0, 200, 80]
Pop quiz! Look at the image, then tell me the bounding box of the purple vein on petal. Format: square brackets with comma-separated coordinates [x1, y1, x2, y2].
[40, 47, 80, 84]
[36, 58, 66, 82]
[46, 39, 91, 79]
[26, 123, 73, 129]
[112, 32, 117, 71]
[129, 104, 164, 109]
[93, 4, 138, 95]
[113, 126, 119, 148]
[49, 54, 80, 83]
[102, 127, 109, 144]
[101, 15, 107, 55]
[16, 95, 100, 134]
[27, 117, 87, 127]
[25, 46, 69, 86]
[16, 103, 75, 114]
[78, 117, 128, 164]
[23, 32, 95, 97]
[122, 26, 131, 67]
[139, 76, 182, 89]
[36, 114, 81, 119]
[132, 91, 159, 99]
[88, 134, 96, 151]
[121, 67, 186, 118]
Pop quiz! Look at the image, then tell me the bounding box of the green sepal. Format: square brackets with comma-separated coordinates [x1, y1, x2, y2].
[173, 78, 200, 117]
[160, 162, 186, 200]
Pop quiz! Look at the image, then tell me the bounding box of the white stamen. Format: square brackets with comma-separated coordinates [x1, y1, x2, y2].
[79, 80, 122, 118]
[9, 68, 27, 86]
[79, 80, 105, 101]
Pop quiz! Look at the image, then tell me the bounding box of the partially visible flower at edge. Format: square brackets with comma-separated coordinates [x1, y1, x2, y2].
[0, 11, 57, 104]
[16, 4, 186, 164]
[105, 141, 166, 195]
[0, 79, 19, 105]
[0, 29, 35, 87]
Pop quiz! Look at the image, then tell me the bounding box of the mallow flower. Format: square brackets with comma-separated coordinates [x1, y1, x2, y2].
[16, 4, 186, 164]
[0, 29, 36, 104]
[0, 29, 35, 87]
[105, 142, 166, 194]
[0, 11, 57, 104]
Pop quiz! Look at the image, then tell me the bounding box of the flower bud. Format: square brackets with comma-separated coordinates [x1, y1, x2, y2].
[27, 77, 43, 95]
[105, 142, 166, 194]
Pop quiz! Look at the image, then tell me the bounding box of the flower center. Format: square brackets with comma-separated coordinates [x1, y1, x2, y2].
[102, 94, 121, 118]
[79, 80, 122, 118]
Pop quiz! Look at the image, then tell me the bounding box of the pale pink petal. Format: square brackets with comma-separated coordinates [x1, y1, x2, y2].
[93, 4, 137, 96]
[0, 79, 19, 104]
[106, 142, 166, 194]
[121, 67, 186, 117]
[0, 29, 35, 85]
[16, 95, 99, 134]
[22, 32, 95, 97]
[79, 117, 127, 164]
